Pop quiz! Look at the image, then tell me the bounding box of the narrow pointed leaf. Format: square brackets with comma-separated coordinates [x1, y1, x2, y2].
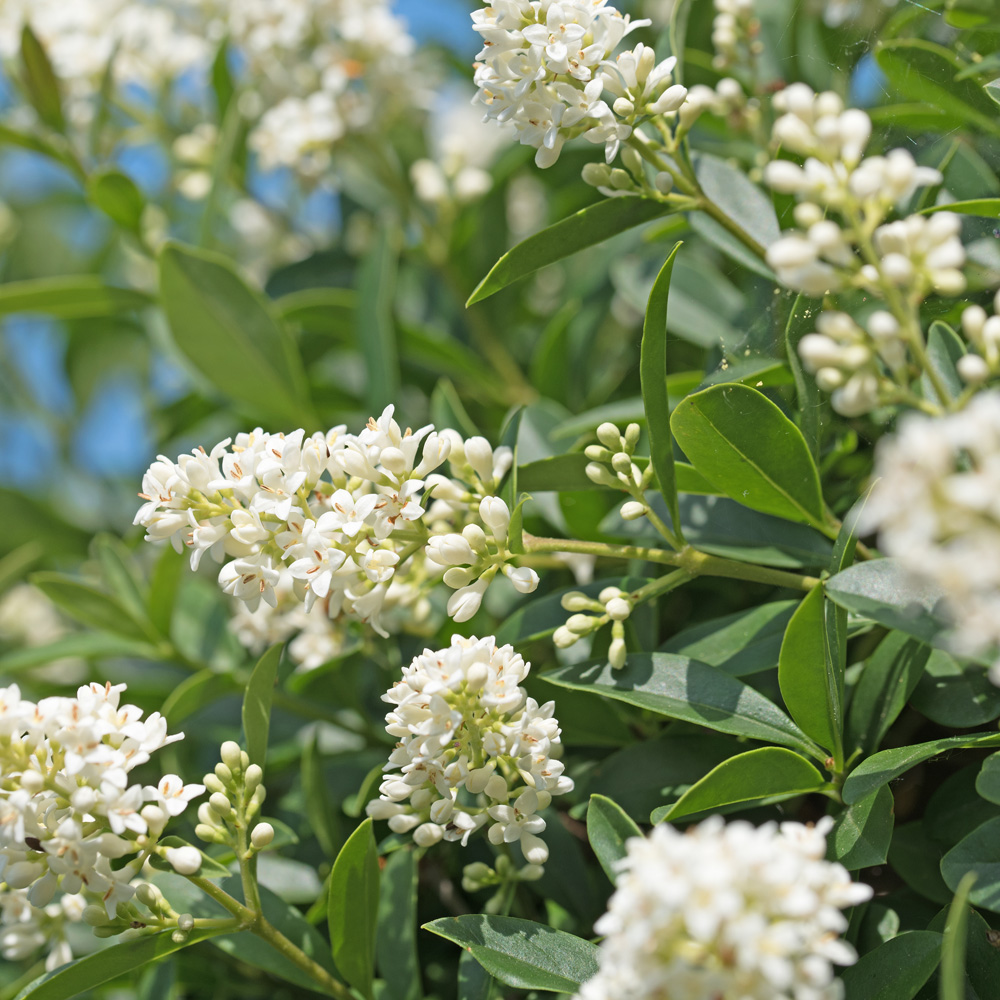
[940, 872, 977, 1000]
[0, 277, 152, 318]
[19, 26, 65, 132]
[242, 643, 283, 771]
[358, 226, 399, 413]
[376, 848, 421, 1000]
[328, 818, 380, 999]
[640, 242, 684, 539]
[468, 198, 672, 304]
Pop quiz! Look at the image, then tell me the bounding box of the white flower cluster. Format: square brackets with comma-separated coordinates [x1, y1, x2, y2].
[764, 85, 960, 300]
[472, 1, 687, 168]
[134, 407, 535, 638]
[797, 310, 906, 417]
[576, 816, 872, 1000]
[861, 391, 1000, 683]
[0, 681, 203, 920]
[957, 290, 1000, 387]
[0, 584, 86, 686]
[711, 0, 760, 72]
[366, 635, 573, 866]
[0, 0, 419, 179]
[1, 885, 84, 971]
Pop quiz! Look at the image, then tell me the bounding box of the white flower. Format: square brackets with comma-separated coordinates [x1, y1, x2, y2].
[576, 816, 872, 1000]
[366, 636, 572, 864]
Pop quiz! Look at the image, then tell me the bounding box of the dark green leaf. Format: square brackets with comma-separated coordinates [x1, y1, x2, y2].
[328, 818, 380, 999]
[158, 241, 315, 428]
[876, 39, 1000, 134]
[890, 823, 952, 906]
[586, 794, 642, 883]
[161, 669, 238, 725]
[842, 732, 1000, 805]
[778, 585, 844, 760]
[302, 733, 341, 858]
[0, 542, 43, 595]
[660, 600, 797, 677]
[19, 26, 65, 132]
[376, 849, 421, 1000]
[941, 818, 1000, 913]
[827, 787, 894, 870]
[658, 747, 826, 822]
[15, 928, 224, 1000]
[838, 931, 942, 1000]
[543, 654, 823, 759]
[825, 561, 953, 650]
[846, 632, 931, 758]
[458, 951, 493, 1000]
[924, 198, 1000, 218]
[211, 39, 235, 118]
[976, 752, 1000, 805]
[0, 633, 158, 676]
[358, 226, 399, 413]
[30, 571, 157, 643]
[920, 321, 965, 408]
[0, 277, 152, 319]
[148, 544, 185, 636]
[87, 168, 145, 233]
[670, 383, 827, 530]
[242, 643, 283, 771]
[640, 242, 684, 539]
[468, 198, 672, 304]
[422, 915, 599, 993]
[910, 650, 1000, 727]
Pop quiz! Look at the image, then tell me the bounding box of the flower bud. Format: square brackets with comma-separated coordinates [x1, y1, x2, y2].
[553, 625, 580, 648]
[84, 905, 111, 927]
[519, 863, 545, 882]
[210, 792, 233, 817]
[596, 422, 622, 449]
[464, 437, 496, 484]
[621, 146, 643, 179]
[614, 96, 636, 118]
[620, 500, 647, 520]
[582, 162, 613, 187]
[605, 597, 632, 621]
[135, 883, 162, 910]
[462, 523, 489, 554]
[447, 578, 489, 622]
[609, 168, 634, 191]
[214, 762, 234, 785]
[609, 635, 628, 670]
[413, 822, 444, 847]
[462, 862, 494, 891]
[648, 84, 688, 114]
[957, 353, 989, 385]
[251, 822, 275, 850]
[586, 462, 619, 487]
[220, 741, 243, 773]
[203, 774, 226, 796]
[611, 452, 633, 475]
[484, 774, 510, 801]
[479, 496, 511, 537]
[624, 424, 641, 451]
[244, 763, 263, 792]
[165, 846, 203, 876]
[177, 913, 195, 932]
[444, 566, 477, 589]
[566, 613, 596, 635]
[654, 172, 673, 194]
[599, 586, 624, 603]
[141, 805, 167, 837]
[504, 564, 539, 593]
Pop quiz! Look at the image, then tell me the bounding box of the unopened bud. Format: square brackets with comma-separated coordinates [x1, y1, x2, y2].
[244, 763, 263, 793]
[561, 591, 596, 612]
[220, 741, 243, 773]
[624, 423, 641, 451]
[214, 763, 234, 785]
[605, 597, 632, 621]
[553, 625, 580, 648]
[654, 172, 673, 194]
[611, 453, 633, 476]
[584, 444, 613, 462]
[621, 146, 643, 178]
[177, 913, 195, 932]
[613, 97, 635, 118]
[165, 846, 202, 876]
[957, 353, 990, 385]
[566, 613, 597, 635]
[609, 635, 628, 670]
[609, 168, 633, 191]
[203, 774, 226, 796]
[83, 905, 111, 927]
[209, 792, 233, 817]
[582, 162, 613, 187]
[251, 822, 275, 850]
[585, 462, 619, 487]
[596, 423, 622, 449]
[620, 500, 647, 520]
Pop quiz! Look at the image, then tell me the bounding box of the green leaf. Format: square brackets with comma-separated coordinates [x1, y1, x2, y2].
[778, 585, 844, 760]
[148, 544, 185, 636]
[921, 321, 965, 408]
[543, 654, 823, 759]
[0, 542, 43, 595]
[358, 226, 400, 413]
[940, 872, 977, 1000]
[846, 632, 931, 758]
[660, 600, 797, 677]
[784, 294, 824, 463]
[211, 39, 235, 118]
[94, 535, 148, 627]
[19, 25, 65, 132]
[941, 818, 1000, 913]
[838, 931, 942, 1000]
[422, 915, 599, 993]
[0, 276, 152, 319]
[87, 167, 145, 233]
[924, 199, 1000, 218]
[158, 241, 314, 428]
[242, 643, 283, 771]
[842, 732, 1000, 805]
[910, 650, 1000, 728]
[376, 848, 421, 1000]
[586, 794, 642, 883]
[825, 560, 952, 649]
[328, 818, 380, 999]
[890, 822, 952, 906]
[976, 752, 1000, 805]
[15, 928, 224, 1000]
[30, 571, 157, 643]
[827, 787, 894, 870]
[693, 153, 780, 249]
[468, 198, 672, 304]
[830, 488, 873, 575]
[161, 669, 238, 725]
[658, 747, 826, 822]
[641, 242, 684, 542]
[302, 733, 341, 858]
[669, 383, 827, 530]
[458, 952, 493, 1000]
[0, 633, 158, 676]
[876, 39, 1000, 134]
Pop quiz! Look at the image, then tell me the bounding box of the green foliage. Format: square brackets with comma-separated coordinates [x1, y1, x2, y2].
[586, 793, 642, 882]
